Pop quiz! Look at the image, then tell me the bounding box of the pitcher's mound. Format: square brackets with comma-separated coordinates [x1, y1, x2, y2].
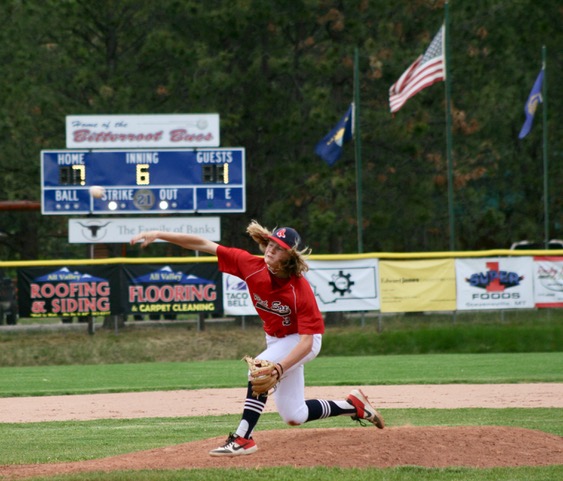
[2, 426, 562, 479]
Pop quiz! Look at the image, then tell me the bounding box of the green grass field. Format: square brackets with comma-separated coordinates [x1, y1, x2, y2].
[1, 353, 562, 397]
[1, 353, 562, 480]
[2, 309, 561, 367]
[0, 313, 561, 480]
[0, 409, 562, 480]
[4, 466, 563, 481]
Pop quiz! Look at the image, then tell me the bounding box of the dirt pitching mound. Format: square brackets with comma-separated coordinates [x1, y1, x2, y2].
[2, 426, 562, 479]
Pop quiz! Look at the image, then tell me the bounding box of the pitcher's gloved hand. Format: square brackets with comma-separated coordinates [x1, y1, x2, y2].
[243, 356, 284, 397]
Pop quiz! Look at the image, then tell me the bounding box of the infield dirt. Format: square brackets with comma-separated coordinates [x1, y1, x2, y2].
[1, 383, 562, 479]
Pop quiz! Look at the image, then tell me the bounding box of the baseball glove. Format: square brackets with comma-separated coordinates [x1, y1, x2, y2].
[243, 356, 284, 397]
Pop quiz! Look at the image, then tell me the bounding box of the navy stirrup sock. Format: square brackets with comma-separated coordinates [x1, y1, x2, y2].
[305, 399, 355, 422]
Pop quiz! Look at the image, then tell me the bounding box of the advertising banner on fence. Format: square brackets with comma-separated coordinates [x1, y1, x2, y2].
[306, 259, 379, 312]
[221, 258, 380, 315]
[222, 273, 257, 316]
[534, 256, 563, 308]
[121, 264, 222, 318]
[18, 266, 121, 318]
[379, 259, 456, 313]
[456, 257, 534, 310]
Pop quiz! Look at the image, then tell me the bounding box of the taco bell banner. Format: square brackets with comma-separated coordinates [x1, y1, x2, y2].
[18, 266, 121, 318]
[456, 257, 534, 310]
[223, 273, 257, 315]
[122, 264, 222, 316]
[533, 256, 563, 308]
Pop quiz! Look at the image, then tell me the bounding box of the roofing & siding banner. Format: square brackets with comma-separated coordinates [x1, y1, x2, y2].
[18, 266, 121, 318]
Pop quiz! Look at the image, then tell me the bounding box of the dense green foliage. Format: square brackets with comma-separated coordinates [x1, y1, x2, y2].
[0, 1, 561, 259]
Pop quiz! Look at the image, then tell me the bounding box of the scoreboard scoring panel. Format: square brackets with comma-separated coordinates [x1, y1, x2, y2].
[41, 148, 245, 214]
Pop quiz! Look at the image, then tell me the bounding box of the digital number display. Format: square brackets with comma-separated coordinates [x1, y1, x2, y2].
[41, 148, 245, 215]
[57, 162, 228, 186]
[202, 164, 229, 184]
[136, 164, 150, 185]
[59, 165, 86, 186]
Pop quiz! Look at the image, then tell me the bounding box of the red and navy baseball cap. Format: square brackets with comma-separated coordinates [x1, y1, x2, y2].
[268, 227, 303, 250]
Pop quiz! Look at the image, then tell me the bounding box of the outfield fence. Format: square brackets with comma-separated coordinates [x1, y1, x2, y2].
[1, 249, 563, 330]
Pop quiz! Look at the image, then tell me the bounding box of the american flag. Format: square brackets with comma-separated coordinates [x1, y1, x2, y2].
[389, 25, 445, 113]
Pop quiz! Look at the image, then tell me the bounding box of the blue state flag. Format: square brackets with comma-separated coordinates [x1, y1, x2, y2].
[519, 69, 544, 139]
[314, 104, 353, 166]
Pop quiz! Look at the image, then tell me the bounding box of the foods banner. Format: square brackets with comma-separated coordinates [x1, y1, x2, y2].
[533, 256, 563, 308]
[121, 264, 222, 317]
[379, 259, 456, 313]
[18, 266, 121, 318]
[456, 257, 534, 310]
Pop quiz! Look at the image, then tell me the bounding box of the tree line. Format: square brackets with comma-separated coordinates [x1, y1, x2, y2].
[0, 0, 560, 261]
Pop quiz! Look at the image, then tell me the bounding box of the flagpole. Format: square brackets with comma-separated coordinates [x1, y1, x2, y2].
[541, 45, 549, 248]
[444, 0, 455, 251]
[354, 47, 364, 253]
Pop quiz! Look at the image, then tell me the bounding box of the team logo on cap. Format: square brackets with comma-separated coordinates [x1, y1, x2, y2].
[276, 228, 287, 239]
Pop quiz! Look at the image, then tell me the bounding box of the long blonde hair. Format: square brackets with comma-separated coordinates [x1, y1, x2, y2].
[246, 220, 311, 277]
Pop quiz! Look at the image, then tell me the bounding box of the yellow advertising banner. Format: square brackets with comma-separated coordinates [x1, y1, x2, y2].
[379, 258, 456, 312]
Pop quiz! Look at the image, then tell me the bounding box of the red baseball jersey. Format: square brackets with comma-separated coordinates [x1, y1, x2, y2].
[217, 245, 325, 337]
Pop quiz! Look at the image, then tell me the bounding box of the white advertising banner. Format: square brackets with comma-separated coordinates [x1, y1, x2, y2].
[306, 258, 379, 312]
[66, 114, 220, 148]
[533, 256, 563, 308]
[222, 258, 379, 316]
[456, 257, 535, 310]
[222, 273, 257, 316]
[68, 217, 220, 243]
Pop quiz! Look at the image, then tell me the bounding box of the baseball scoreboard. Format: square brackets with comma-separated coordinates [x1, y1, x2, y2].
[41, 148, 245, 215]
